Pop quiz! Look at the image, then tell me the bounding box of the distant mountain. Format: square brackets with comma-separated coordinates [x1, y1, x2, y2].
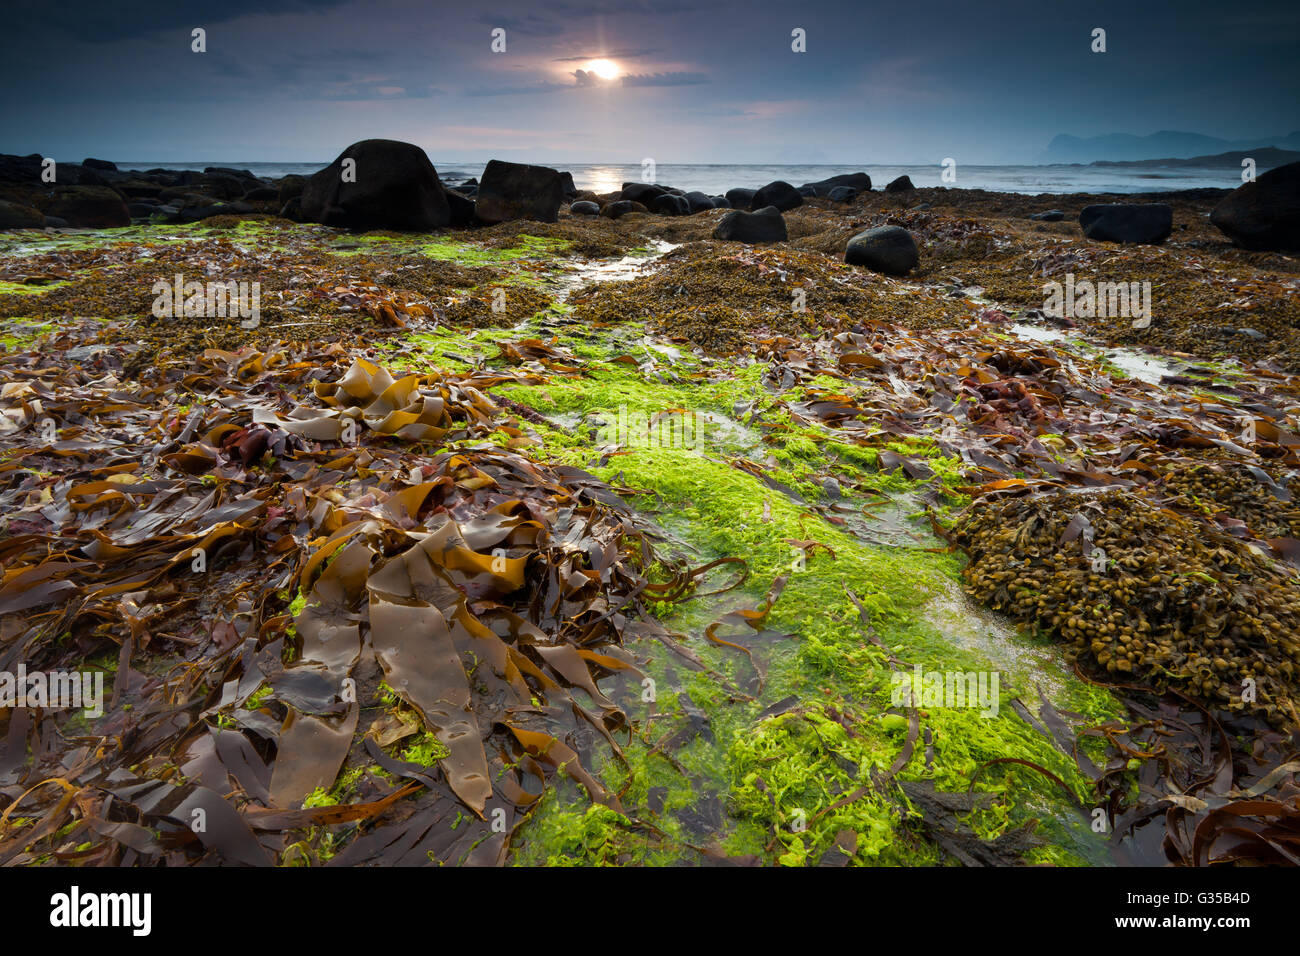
[1038, 130, 1300, 164]
[1091, 146, 1300, 169]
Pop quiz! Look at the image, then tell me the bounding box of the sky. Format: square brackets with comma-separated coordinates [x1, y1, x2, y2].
[1, 0, 1297, 165]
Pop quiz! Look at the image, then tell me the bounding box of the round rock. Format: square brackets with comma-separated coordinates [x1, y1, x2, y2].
[845, 225, 919, 275]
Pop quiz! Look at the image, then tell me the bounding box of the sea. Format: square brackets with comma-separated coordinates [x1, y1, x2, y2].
[111, 161, 1254, 196]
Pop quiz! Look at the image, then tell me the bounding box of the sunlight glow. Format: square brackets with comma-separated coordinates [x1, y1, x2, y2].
[586, 58, 621, 81]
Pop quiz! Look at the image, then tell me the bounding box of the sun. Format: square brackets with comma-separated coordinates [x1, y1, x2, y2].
[585, 58, 621, 81]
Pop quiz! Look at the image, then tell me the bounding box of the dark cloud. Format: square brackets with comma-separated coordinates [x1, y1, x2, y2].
[5, 0, 354, 42]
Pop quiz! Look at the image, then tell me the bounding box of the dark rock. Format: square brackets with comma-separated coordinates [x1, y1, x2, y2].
[800, 172, 871, 196]
[1210, 160, 1300, 251]
[622, 182, 668, 205]
[845, 225, 919, 275]
[651, 193, 691, 216]
[200, 174, 250, 200]
[278, 175, 306, 205]
[684, 191, 716, 213]
[242, 186, 279, 201]
[460, 177, 478, 187]
[569, 200, 600, 216]
[444, 189, 476, 228]
[279, 196, 303, 221]
[710, 195, 731, 209]
[0, 153, 44, 182]
[45, 185, 130, 228]
[0, 200, 44, 229]
[116, 181, 163, 198]
[475, 159, 564, 224]
[712, 205, 787, 243]
[301, 139, 450, 231]
[128, 202, 163, 218]
[601, 200, 646, 219]
[42, 215, 68, 228]
[725, 187, 756, 209]
[82, 157, 117, 171]
[55, 164, 109, 187]
[797, 185, 817, 198]
[559, 171, 577, 199]
[204, 166, 256, 180]
[826, 186, 859, 202]
[885, 175, 915, 193]
[173, 201, 254, 223]
[1237, 327, 1267, 341]
[1079, 203, 1173, 244]
[1030, 209, 1064, 221]
[751, 180, 803, 212]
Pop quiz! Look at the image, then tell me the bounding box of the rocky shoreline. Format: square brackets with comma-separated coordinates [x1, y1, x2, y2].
[0, 139, 1298, 867]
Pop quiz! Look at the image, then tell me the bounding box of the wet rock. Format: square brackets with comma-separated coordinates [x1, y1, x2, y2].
[684, 191, 715, 213]
[751, 180, 803, 211]
[569, 200, 600, 216]
[827, 186, 859, 202]
[622, 182, 668, 205]
[885, 175, 915, 193]
[444, 188, 476, 228]
[277, 174, 306, 206]
[712, 205, 787, 243]
[725, 187, 756, 209]
[845, 225, 919, 275]
[0, 199, 45, 229]
[1210, 160, 1300, 251]
[559, 171, 577, 199]
[1237, 327, 1267, 341]
[279, 196, 303, 221]
[601, 200, 646, 219]
[82, 157, 117, 171]
[301, 139, 450, 231]
[45, 185, 130, 228]
[1079, 203, 1173, 244]
[800, 172, 872, 196]
[475, 159, 565, 224]
[1030, 209, 1064, 221]
[242, 185, 278, 201]
[651, 193, 691, 216]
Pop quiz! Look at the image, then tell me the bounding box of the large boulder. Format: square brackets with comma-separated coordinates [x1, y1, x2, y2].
[845, 225, 919, 275]
[601, 200, 646, 219]
[277, 174, 307, 206]
[569, 200, 600, 216]
[45, 185, 130, 228]
[0, 153, 44, 182]
[0, 200, 45, 229]
[725, 187, 756, 210]
[751, 180, 803, 212]
[712, 205, 787, 243]
[1079, 203, 1172, 244]
[827, 186, 859, 203]
[301, 139, 450, 231]
[475, 159, 564, 224]
[622, 182, 668, 205]
[684, 191, 715, 213]
[885, 175, 915, 193]
[651, 193, 690, 216]
[559, 171, 577, 199]
[444, 189, 476, 228]
[1210, 161, 1300, 251]
[800, 172, 871, 196]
